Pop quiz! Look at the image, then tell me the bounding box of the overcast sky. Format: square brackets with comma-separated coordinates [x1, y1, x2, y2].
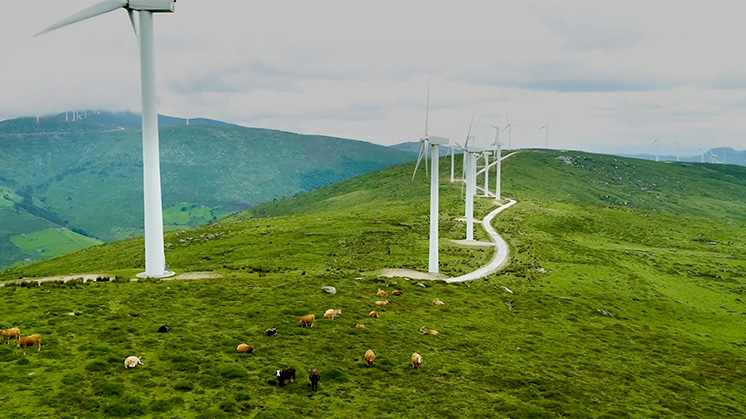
[2, 1, 745, 156]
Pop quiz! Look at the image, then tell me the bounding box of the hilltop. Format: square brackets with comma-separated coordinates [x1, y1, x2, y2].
[0, 150, 744, 418]
[0, 111, 416, 268]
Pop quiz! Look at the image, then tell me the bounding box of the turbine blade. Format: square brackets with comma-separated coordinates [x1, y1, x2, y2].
[425, 75, 430, 139]
[412, 141, 426, 180]
[127, 8, 139, 41]
[35, 0, 128, 36]
[465, 114, 474, 147]
[424, 141, 429, 178]
[501, 123, 510, 133]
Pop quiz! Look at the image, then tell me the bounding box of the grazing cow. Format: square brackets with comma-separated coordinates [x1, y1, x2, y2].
[375, 300, 389, 306]
[420, 327, 441, 337]
[309, 368, 321, 391]
[376, 288, 388, 298]
[355, 323, 366, 329]
[17, 334, 41, 354]
[276, 368, 296, 386]
[392, 290, 403, 296]
[361, 295, 370, 300]
[299, 314, 316, 327]
[368, 311, 380, 318]
[323, 309, 341, 319]
[236, 343, 254, 353]
[433, 298, 445, 306]
[123, 355, 143, 368]
[412, 352, 423, 369]
[1, 327, 21, 344]
[365, 349, 376, 366]
[157, 324, 170, 333]
[265, 327, 277, 336]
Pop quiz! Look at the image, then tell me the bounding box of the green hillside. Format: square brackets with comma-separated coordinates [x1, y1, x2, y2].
[0, 150, 744, 418]
[0, 112, 416, 268]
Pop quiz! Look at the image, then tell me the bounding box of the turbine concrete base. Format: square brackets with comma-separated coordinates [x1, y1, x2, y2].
[136, 269, 176, 279]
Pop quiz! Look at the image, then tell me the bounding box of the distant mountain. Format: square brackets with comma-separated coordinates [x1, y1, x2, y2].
[390, 141, 461, 157]
[0, 112, 416, 268]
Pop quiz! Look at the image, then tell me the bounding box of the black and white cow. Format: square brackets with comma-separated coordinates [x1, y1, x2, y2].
[276, 368, 296, 386]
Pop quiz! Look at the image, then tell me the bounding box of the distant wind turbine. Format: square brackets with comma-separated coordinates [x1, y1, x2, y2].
[37, 0, 177, 278]
[673, 141, 680, 162]
[652, 139, 659, 162]
[699, 148, 704, 163]
[539, 122, 548, 149]
[489, 123, 503, 199]
[502, 114, 512, 150]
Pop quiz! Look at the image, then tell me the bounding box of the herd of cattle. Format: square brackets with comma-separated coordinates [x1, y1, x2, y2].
[249, 287, 442, 391]
[1, 327, 41, 354]
[1, 287, 444, 392]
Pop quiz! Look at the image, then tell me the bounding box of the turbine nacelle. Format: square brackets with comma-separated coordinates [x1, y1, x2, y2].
[129, 0, 176, 12]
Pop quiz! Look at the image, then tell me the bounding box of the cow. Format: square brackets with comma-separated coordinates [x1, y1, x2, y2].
[355, 323, 366, 329]
[376, 288, 388, 298]
[17, 334, 41, 354]
[420, 327, 442, 337]
[433, 298, 445, 306]
[309, 368, 321, 391]
[299, 314, 316, 327]
[365, 349, 376, 366]
[375, 300, 389, 306]
[1, 327, 20, 344]
[323, 309, 341, 319]
[412, 352, 423, 369]
[391, 290, 403, 296]
[157, 324, 170, 333]
[368, 311, 380, 318]
[265, 327, 277, 336]
[276, 368, 296, 386]
[236, 343, 254, 353]
[124, 355, 143, 368]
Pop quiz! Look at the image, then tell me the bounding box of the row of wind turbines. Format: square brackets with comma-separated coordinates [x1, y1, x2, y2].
[411, 83, 515, 275]
[652, 139, 726, 164]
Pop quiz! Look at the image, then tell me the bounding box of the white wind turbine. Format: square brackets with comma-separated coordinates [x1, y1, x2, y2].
[652, 139, 659, 162]
[489, 123, 503, 199]
[502, 115, 512, 150]
[539, 122, 548, 149]
[37, 0, 176, 279]
[411, 83, 449, 274]
[673, 141, 680, 162]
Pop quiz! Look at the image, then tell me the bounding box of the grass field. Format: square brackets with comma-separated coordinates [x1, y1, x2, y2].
[0, 150, 745, 418]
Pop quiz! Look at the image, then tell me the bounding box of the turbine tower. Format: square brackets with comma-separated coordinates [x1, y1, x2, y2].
[490, 123, 503, 199]
[673, 141, 680, 162]
[412, 81, 448, 274]
[37, 0, 176, 278]
[652, 139, 659, 162]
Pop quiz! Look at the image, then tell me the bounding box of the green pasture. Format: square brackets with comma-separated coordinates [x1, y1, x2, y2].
[0, 150, 745, 418]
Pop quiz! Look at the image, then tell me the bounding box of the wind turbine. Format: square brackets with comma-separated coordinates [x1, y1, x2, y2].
[652, 139, 659, 162]
[411, 82, 448, 274]
[540, 122, 548, 149]
[490, 123, 503, 199]
[699, 148, 704, 163]
[37, 0, 176, 279]
[673, 141, 680, 162]
[501, 115, 512, 151]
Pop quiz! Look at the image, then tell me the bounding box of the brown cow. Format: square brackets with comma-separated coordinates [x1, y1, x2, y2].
[412, 352, 423, 369]
[236, 343, 254, 353]
[1, 327, 20, 344]
[364, 349, 376, 366]
[17, 334, 41, 354]
[368, 311, 380, 318]
[299, 314, 316, 327]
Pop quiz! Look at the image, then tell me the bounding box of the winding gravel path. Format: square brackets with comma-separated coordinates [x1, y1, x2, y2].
[444, 198, 517, 283]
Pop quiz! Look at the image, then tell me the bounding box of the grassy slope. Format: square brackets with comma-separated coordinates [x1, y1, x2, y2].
[0, 150, 745, 418]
